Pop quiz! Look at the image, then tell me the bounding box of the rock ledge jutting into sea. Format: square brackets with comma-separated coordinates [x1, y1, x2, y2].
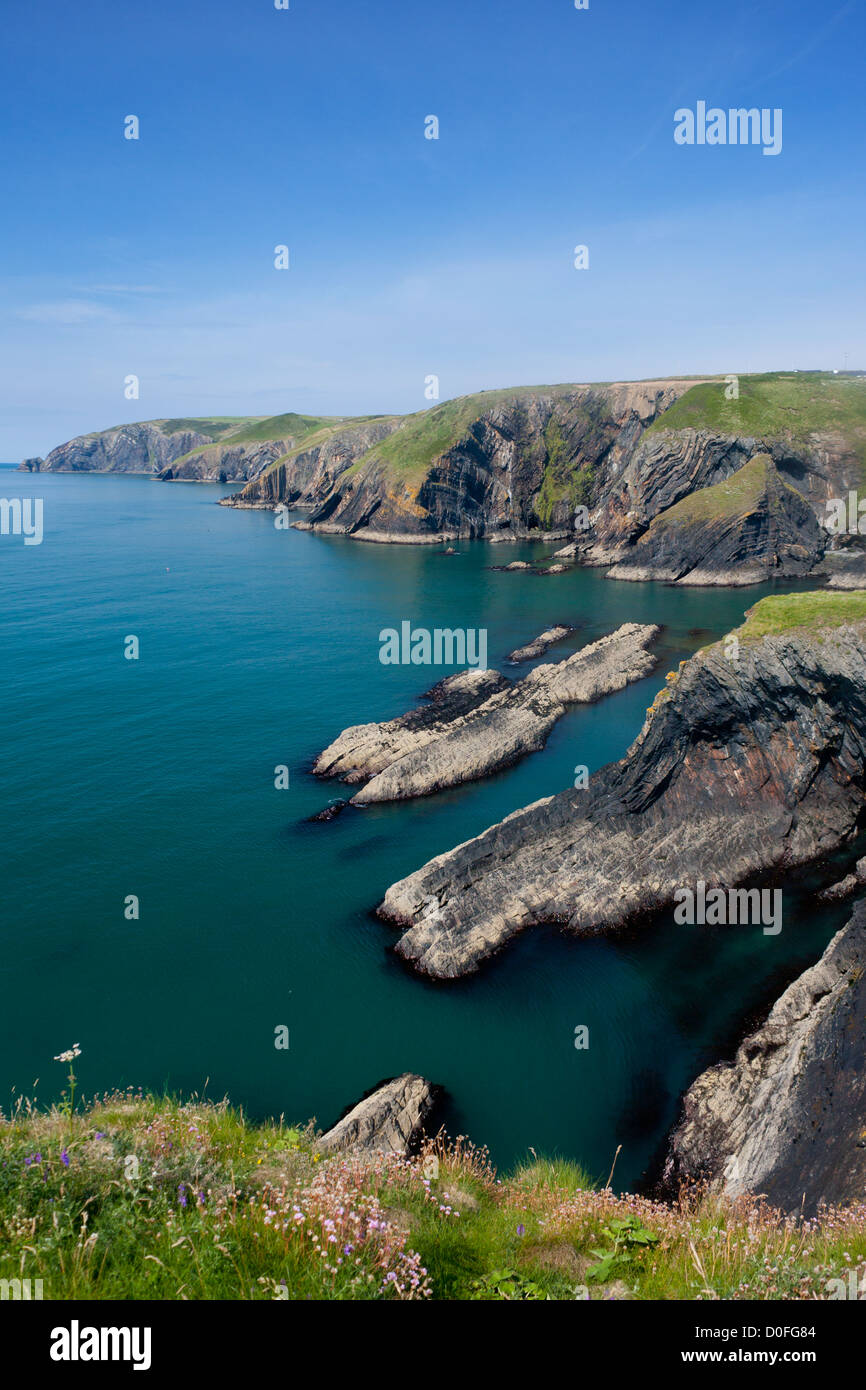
[313, 624, 659, 804]
[377, 596, 866, 978]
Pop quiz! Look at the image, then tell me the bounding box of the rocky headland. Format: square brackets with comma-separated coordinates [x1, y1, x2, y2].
[377, 592, 866, 978]
[22, 373, 866, 586]
[664, 897, 866, 1216]
[313, 624, 659, 805]
[603, 454, 823, 586]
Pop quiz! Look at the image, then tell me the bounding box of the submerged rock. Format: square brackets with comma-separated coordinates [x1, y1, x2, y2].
[310, 799, 349, 822]
[664, 898, 866, 1216]
[315, 625, 659, 805]
[317, 1074, 440, 1156]
[378, 600, 866, 977]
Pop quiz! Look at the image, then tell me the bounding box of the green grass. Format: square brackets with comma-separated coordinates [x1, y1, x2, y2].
[158, 418, 262, 439]
[736, 589, 866, 642]
[343, 386, 596, 487]
[162, 413, 356, 471]
[218, 412, 346, 444]
[2, 1088, 864, 1301]
[648, 373, 866, 475]
[652, 453, 779, 527]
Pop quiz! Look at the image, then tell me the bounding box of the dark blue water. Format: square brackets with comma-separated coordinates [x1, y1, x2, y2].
[0, 465, 848, 1187]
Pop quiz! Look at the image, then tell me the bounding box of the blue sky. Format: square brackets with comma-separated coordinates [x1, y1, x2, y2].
[1, 0, 864, 457]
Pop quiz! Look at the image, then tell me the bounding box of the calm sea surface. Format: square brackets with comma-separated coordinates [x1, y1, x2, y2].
[0, 464, 848, 1187]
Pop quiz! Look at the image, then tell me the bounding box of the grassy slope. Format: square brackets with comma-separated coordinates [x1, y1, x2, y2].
[312, 373, 866, 501]
[651, 452, 779, 527]
[340, 385, 595, 489]
[158, 417, 263, 439]
[648, 372, 866, 473]
[1, 1090, 863, 1301]
[162, 413, 356, 470]
[737, 590, 866, 642]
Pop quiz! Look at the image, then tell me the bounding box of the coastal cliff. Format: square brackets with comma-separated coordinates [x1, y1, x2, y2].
[603, 454, 824, 585]
[378, 592, 866, 978]
[23, 420, 219, 475]
[22, 373, 866, 584]
[21, 412, 364, 484]
[664, 897, 866, 1216]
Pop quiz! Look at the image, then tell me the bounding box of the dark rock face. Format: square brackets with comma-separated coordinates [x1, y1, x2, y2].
[159, 438, 290, 483]
[664, 898, 866, 1216]
[224, 418, 401, 509]
[293, 381, 695, 542]
[28, 423, 215, 475]
[378, 621, 866, 977]
[587, 429, 855, 562]
[317, 1074, 440, 1156]
[314, 626, 658, 805]
[605, 456, 825, 586]
[587, 430, 761, 557]
[20, 457, 43, 472]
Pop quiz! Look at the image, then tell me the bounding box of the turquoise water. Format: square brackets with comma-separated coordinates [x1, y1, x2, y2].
[0, 465, 849, 1188]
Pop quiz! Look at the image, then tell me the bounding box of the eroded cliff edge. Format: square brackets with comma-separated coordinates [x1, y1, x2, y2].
[664, 897, 866, 1216]
[377, 593, 866, 978]
[23, 373, 866, 583]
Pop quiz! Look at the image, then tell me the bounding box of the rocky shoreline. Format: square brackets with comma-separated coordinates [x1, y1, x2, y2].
[664, 897, 866, 1216]
[377, 605, 866, 978]
[313, 624, 659, 805]
[21, 373, 866, 587]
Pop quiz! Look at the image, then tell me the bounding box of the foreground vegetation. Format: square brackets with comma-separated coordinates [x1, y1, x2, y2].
[1, 1089, 864, 1301]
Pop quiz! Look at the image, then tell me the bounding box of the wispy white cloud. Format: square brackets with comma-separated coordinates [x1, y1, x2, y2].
[16, 299, 121, 325]
[74, 284, 169, 296]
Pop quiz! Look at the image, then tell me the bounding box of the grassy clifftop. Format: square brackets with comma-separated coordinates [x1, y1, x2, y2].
[737, 590, 866, 642]
[648, 373, 866, 469]
[2, 1088, 863, 1301]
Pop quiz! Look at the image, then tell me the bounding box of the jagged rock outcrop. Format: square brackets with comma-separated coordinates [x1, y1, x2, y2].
[377, 607, 866, 977]
[23, 376, 865, 580]
[817, 856, 866, 902]
[506, 625, 573, 663]
[27, 422, 215, 475]
[314, 669, 509, 785]
[225, 418, 401, 509]
[317, 1074, 439, 1156]
[287, 380, 698, 543]
[314, 625, 659, 805]
[605, 455, 824, 585]
[159, 438, 290, 483]
[664, 898, 866, 1216]
[20, 457, 43, 472]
